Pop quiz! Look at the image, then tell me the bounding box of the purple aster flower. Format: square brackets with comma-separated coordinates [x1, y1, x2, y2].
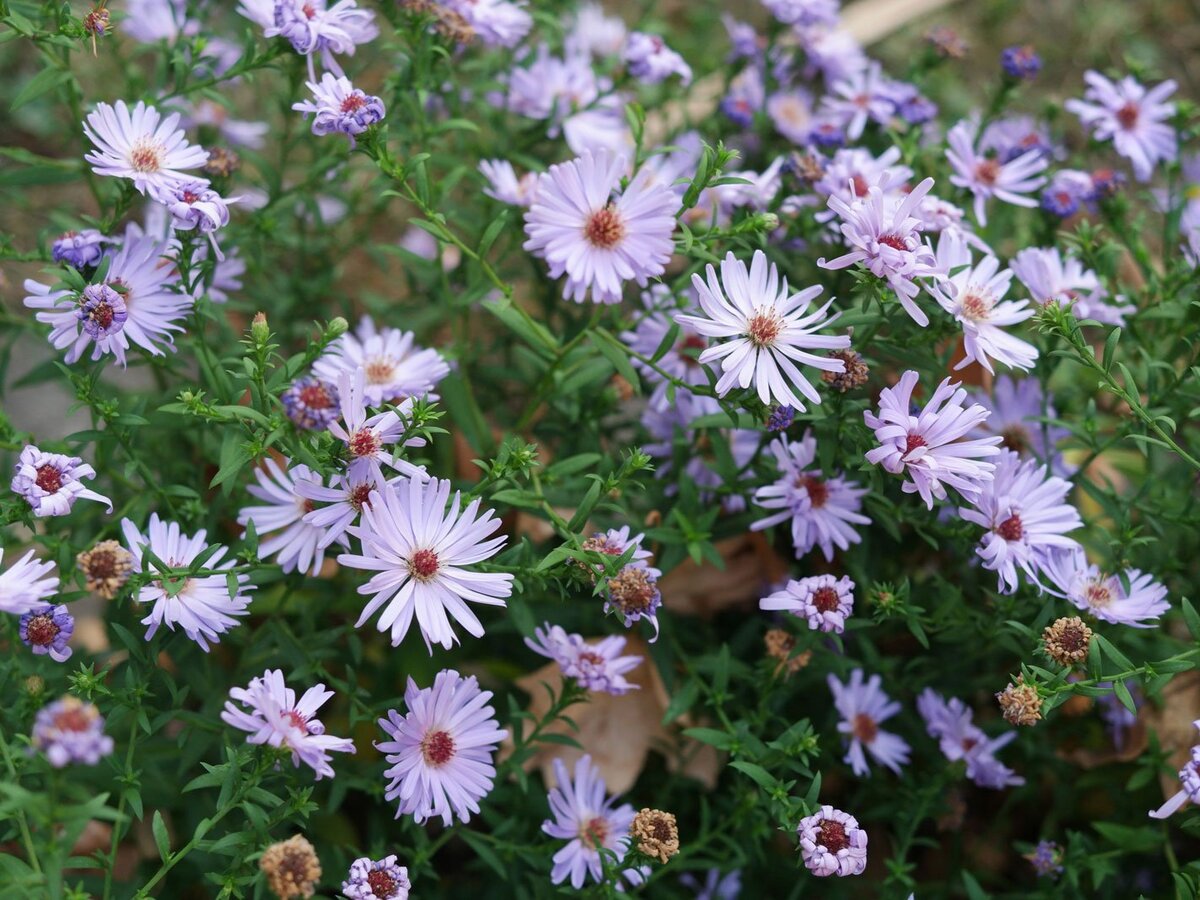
[1011, 246, 1135, 327]
[1066, 71, 1177, 182]
[267, 0, 378, 79]
[506, 44, 603, 124]
[75, 283, 129, 340]
[314, 317, 448, 407]
[377, 669, 506, 826]
[624, 31, 692, 84]
[910, 191, 992, 255]
[524, 150, 678, 304]
[751, 432, 870, 561]
[191, 242, 245, 304]
[946, 120, 1048, 226]
[763, 0, 839, 26]
[819, 62, 895, 141]
[813, 146, 912, 222]
[809, 120, 845, 147]
[0, 548, 59, 615]
[796, 805, 868, 877]
[328, 368, 425, 478]
[237, 458, 343, 576]
[888, 84, 938, 125]
[761, 574, 855, 634]
[1150, 720, 1200, 819]
[722, 13, 760, 61]
[120, 0, 195, 43]
[83, 100, 208, 194]
[1040, 170, 1094, 217]
[971, 376, 1071, 477]
[620, 290, 710, 409]
[604, 563, 663, 640]
[766, 405, 795, 432]
[675, 250, 849, 411]
[221, 668, 355, 780]
[444, 0, 532, 48]
[51, 230, 111, 269]
[297, 458, 392, 550]
[1040, 548, 1169, 627]
[1000, 45, 1041, 80]
[928, 231, 1038, 374]
[120, 512, 254, 650]
[19, 604, 74, 662]
[31, 696, 114, 768]
[479, 159, 539, 207]
[525, 622, 642, 695]
[11, 445, 112, 518]
[711, 157, 786, 215]
[796, 25, 868, 83]
[342, 855, 411, 900]
[958, 450, 1082, 593]
[827, 669, 910, 776]
[819, 175, 943, 327]
[293, 74, 385, 147]
[979, 115, 1056, 164]
[282, 375, 340, 430]
[720, 67, 764, 128]
[566, 3, 627, 58]
[183, 100, 269, 149]
[681, 868, 742, 899]
[150, 178, 239, 259]
[864, 370, 1002, 509]
[579, 526, 655, 572]
[1089, 167, 1127, 200]
[917, 689, 1024, 789]
[767, 89, 815, 144]
[338, 475, 512, 651]
[542, 754, 646, 889]
[1025, 840, 1064, 876]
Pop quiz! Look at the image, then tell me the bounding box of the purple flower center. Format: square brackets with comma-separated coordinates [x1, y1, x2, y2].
[421, 729, 455, 766]
[811, 587, 840, 613]
[35, 464, 63, 494]
[77, 283, 129, 338]
[25, 614, 59, 647]
[367, 870, 400, 898]
[997, 513, 1024, 541]
[583, 206, 625, 249]
[410, 548, 440, 580]
[817, 819, 850, 852]
[852, 712, 878, 743]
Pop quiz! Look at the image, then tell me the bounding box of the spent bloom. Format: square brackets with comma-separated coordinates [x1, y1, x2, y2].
[796, 805, 868, 877]
[827, 669, 911, 776]
[32, 696, 114, 767]
[1041, 548, 1169, 628]
[11, 445, 112, 518]
[761, 574, 855, 634]
[864, 370, 1002, 509]
[946, 119, 1048, 225]
[259, 835, 321, 900]
[51, 229, 110, 269]
[282, 375, 340, 431]
[19, 604, 75, 663]
[293, 74, 385, 146]
[604, 564, 664, 640]
[675, 250, 850, 411]
[1149, 720, 1200, 819]
[623, 32, 692, 85]
[83, 99, 208, 193]
[238, 459, 341, 577]
[377, 669, 506, 826]
[630, 808, 679, 863]
[313, 316, 449, 407]
[526, 622, 642, 695]
[342, 855, 411, 900]
[1066, 71, 1177, 181]
[0, 548, 60, 615]
[221, 669, 355, 780]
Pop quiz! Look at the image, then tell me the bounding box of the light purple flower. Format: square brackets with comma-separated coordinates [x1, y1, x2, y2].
[958, 450, 1082, 593]
[524, 150, 677, 304]
[342, 855, 411, 900]
[119, 0, 195, 43]
[720, 66, 764, 127]
[506, 44, 603, 124]
[796, 805, 868, 877]
[327, 368, 425, 478]
[1041, 170, 1095, 217]
[604, 563, 664, 640]
[19, 604, 74, 662]
[297, 458, 391, 550]
[864, 370, 1002, 509]
[314, 317, 448, 407]
[971, 375, 1071, 477]
[32, 696, 114, 768]
[338, 475, 512, 651]
[293, 73, 385, 146]
[52, 230, 111, 269]
[819, 62, 895, 141]
[444, 0, 531, 48]
[1025, 840, 1064, 877]
[796, 25, 868, 84]
[722, 13, 760, 60]
[946, 119, 1047, 226]
[1066, 71, 1177, 182]
[620, 288, 710, 408]
[566, 2, 626, 58]
[526, 623, 642, 695]
[542, 754, 645, 889]
[11, 445, 112, 518]
[120, 513, 254, 650]
[151, 178, 239, 261]
[377, 669, 507, 826]
[267, 0, 378, 79]
[183, 99, 269, 149]
[624, 32, 691, 85]
[761, 574, 855, 634]
[0, 548, 59, 615]
[237, 458, 342, 576]
[979, 115, 1057, 165]
[83, 100, 207, 194]
[767, 89, 815, 144]
[827, 669, 910, 776]
[1011, 246, 1135, 327]
[813, 146, 912, 223]
[221, 669, 355, 779]
[751, 432, 870, 561]
[917, 689, 1024, 789]
[282, 375, 340, 431]
[1150, 720, 1200, 819]
[1040, 548, 1169, 627]
[479, 159, 539, 206]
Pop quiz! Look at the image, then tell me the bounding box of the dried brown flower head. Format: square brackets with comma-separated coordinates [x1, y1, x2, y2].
[764, 629, 811, 677]
[400, 0, 474, 43]
[1043, 616, 1093, 666]
[631, 808, 679, 863]
[926, 26, 967, 59]
[204, 147, 241, 178]
[821, 350, 869, 392]
[997, 676, 1042, 727]
[788, 152, 825, 185]
[77, 540, 133, 599]
[606, 567, 658, 617]
[260, 835, 321, 899]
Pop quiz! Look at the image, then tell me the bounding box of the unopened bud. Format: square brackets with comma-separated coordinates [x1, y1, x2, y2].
[327, 316, 349, 338]
[251, 312, 270, 344]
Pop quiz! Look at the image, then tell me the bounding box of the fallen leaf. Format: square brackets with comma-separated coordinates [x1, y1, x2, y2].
[660, 533, 790, 617]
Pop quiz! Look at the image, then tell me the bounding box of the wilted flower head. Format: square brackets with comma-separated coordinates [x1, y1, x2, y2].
[1043, 616, 1093, 665]
[1066, 71, 1177, 182]
[84, 100, 208, 194]
[821, 349, 869, 392]
[828, 669, 911, 775]
[796, 805, 868, 877]
[604, 564, 663, 639]
[293, 73, 385, 146]
[75, 540, 132, 600]
[761, 574, 855, 634]
[342, 855, 411, 900]
[51, 229, 110, 269]
[32, 696, 114, 767]
[11, 445, 112, 518]
[996, 675, 1042, 727]
[631, 808, 679, 863]
[260, 834, 321, 900]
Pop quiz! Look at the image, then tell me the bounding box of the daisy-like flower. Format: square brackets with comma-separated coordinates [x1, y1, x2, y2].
[1041, 548, 1169, 628]
[1040, 169, 1095, 218]
[819, 62, 895, 141]
[377, 669, 507, 826]
[751, 432, 870, 561]
[813, 146, 912, 222]
[818, 175, 943, 327]
[24, 223, 191, 367]
[796, 806, 868, 877]
[150, 178, 238, 259]
[523, 150, 678, 304]
[917, 689, 1024, 790]
[19, 604, 75, 662]
[328, 369, 425, 479]
[675, 250, 850, 411]
[1011, 246, 1135, 327]
[479, 159, 539, 207]
[542, 755, 646, 889]
[761, 574, 855, 634]
[120, 513, 254, 650]
[31, 696, 114, 768]
[566, 2, 627, 58]
[293, 74, 385, 147]
[946, 119, 1048, 226]
[313, 317, 448, 407]
[864, 370, 1002, 509]
[267, 0, 378, 79]
[764, 0, 840, 26]
[720, 66, 764, 128]
[297, 458, 391, 550]
[972, 375, 1071, 477]
[1149, 720, 1200, 819]
[958, 450, 1083, 593]
[282, 375, 340, 430]
[83, 100, 208, 194]
[764, 89, 813, 145]
[526, 623, 642, 695]
[338, 476, 513, 651]
[237, 458, 341, 576]
[980, 115, 1057, 165]
[623, 32, 692, 85]
[342, 855, 411, 900]
[827, 669, 911, 776]
[928, 231, 1038, 374]
[443, 0, 532, 48]
[11, 445, 112, 518]
[0, 548, 59, 615]
[221, 669, 355, 780]
[51, 229, 111, 269]
[1066, 71, 1177, 182]
[506, 44, 603, 124]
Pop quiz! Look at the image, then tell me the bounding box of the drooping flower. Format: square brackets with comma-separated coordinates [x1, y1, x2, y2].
[338, 475, 512, 651]
[761, 574, 855, 634]
[1011, 246, 1135, 327]
[0, 548, 59, 615]
[266, 0, 378, 79]
[327, 368, 425, 478]
[377, 669, 507, 826]
[479, 159, 539, 207]
[675, 250, 849, 411]
[120, 513, 254, 650]
[83, 100, 208, 193]
[31, 696, 114, 767]
[1042, 616, 1093, 666]
[293, 73, 385, 146]
[917, 689, 1024, 789]
[542, 754, 646, 889]
[524, 150, 677, 304]
[150, 178, 238, 259]
[222, 669, 355, 779]
[1040, 548, 1169, 627]
[313, 316, 449, 407]
[19, 604, 75, 662]
[525, 623, 642, 695]
[623, 32, 692, 85]
[11, 445, 112, 518]
[1149, 720, 1200, 819]
[958, 450, 1082, 593]
[282, 375, 340, 431]
[1066, 71, 1177, 182]
[971, 375, 1071, 477]
[796, 805, 868, 877]
[946, 119, 1048, 226]
[342, 855, 411, 900]
[827, 669, 911, 776]
[51, 229, 111, 269]
[238, 458, 341, 576]
[864, 370, 1002, 509]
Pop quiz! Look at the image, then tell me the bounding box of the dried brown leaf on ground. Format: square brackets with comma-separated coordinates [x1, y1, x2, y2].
[661, 533, 791, 617]
[1143, 669, 1200, 798]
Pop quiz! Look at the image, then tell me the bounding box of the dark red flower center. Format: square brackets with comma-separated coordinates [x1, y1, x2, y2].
[348, 429, 382, 458]
[811, 587, 840, 613]
[975, 158, 1001, 186]
[410, 548, 440, 580]
[421, 729, 455, 766]
[54, 706, 92, 732]
[349, 483, 374, 513]
[997, 513, 1023, 542]
[35, 464, 63, 493]
[341, 93, 367, 114]
[817, 819, 850, 853]
[299, 383, 334, 409]
[367, 870, 399, 898]
[878, 233, 908, 251]
[852, 712, 878, 743]
[281, 709, 310, 734]
[581, 816, 609, 848]
[851, 175, 869, 197]
[904, 433, 927, 456]
[798, 475, 828, 508]
[25, 614, 59, 646]
[583, 206, 625, 249]
[129, 141, 163, 173]
[302, 2, 317, 18]
[182, 191, 200, 204]
[1116, 102, 1139, 129]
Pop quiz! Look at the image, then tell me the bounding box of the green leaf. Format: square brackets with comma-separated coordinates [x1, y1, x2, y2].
[662, 679, 699, 725]
[729, 760, 776, 791]
[588, 330, 641, 393]
[1101, 327, 1121, 373]
[961, 870, 989, 900]
[11, 67, 72, 111]
[682, 727, 735, 751]
[458, 830, 505, 878]
[1094, 634, 1135, 672]
[1112, 679, 1138, 715]
[1182, 598, 1200, 643]
[152, 810, 170, 861]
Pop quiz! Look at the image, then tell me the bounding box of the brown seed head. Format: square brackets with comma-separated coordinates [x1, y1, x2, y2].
[606, 566, 658, 616]
[204, 147, 240, 178]
[1043, 616, 1093, 666]
[996, 675, 1042, 727]
[631, 808, 679, 864]
[77, 540, 134, 600]
[260, 835, 321, 900]
[821, 349, 869, 392]
[764, 628, 811, 677]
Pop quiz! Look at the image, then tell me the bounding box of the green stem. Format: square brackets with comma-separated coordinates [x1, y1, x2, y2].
[0, 728, 43, 875]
